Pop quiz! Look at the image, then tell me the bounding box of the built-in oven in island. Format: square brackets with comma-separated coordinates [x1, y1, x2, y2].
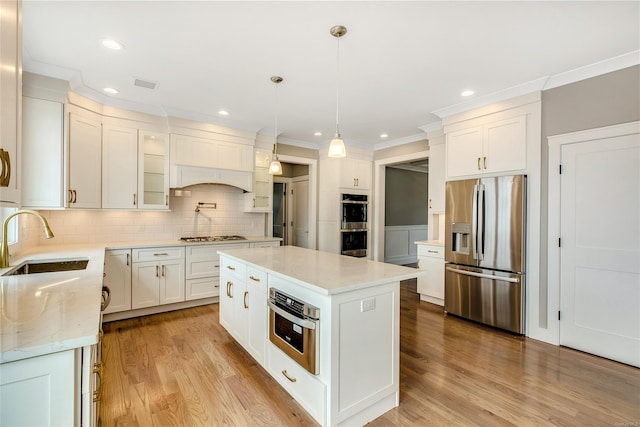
[268, 288, 320, 375]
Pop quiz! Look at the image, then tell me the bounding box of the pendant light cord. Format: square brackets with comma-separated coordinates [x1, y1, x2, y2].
[274, 78, 279, 157]
[335, 35, 340, 135]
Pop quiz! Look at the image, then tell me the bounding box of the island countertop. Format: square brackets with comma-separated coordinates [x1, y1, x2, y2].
[217, 245, 423, 295]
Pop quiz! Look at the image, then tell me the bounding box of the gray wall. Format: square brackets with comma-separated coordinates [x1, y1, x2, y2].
[384, 167, 428, 226]
[538, 65, 640, 325]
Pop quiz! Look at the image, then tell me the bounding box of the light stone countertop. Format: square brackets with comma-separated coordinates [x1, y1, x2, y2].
[218, 246, 424, 295]
[0, 244, 106, 364]
[0, 236, 280, 364]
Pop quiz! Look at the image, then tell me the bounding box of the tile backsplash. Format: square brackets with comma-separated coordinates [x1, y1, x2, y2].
[17, 184, 267, 250]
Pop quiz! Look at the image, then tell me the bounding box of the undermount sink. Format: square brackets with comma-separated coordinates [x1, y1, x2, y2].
[2, 258, 89, 276]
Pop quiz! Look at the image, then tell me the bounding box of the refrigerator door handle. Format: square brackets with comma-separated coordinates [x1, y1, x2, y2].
[445, 266, 520, 283]
[472, 183, 479, 260]
[477, 183, 485, 261]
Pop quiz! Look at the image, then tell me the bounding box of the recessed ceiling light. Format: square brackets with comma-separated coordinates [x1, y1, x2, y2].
[380, 133, 389, 138]
[101, 38, 124, 50]
[103, 87, 119, 94]
[218, 110, 229, 116]
[461, 89, 475, 97]
[314, 131, 322, 136]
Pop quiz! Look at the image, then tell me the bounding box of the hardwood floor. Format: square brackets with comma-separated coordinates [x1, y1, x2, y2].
[100, 281, 639, 426]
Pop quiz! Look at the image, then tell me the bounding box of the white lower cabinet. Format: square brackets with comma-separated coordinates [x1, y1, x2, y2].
[185, 243, 249, 300]
[132, 247, 185, 309]
[0, 344, 101, 427]
[219, 260, 268, 364]
[103, 249, 132, 314]
[416, 242, 445, 305]
[267, 344, 326, 423]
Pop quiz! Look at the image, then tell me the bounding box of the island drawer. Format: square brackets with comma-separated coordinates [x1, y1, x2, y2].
[220, 257, 246, 279]
[417, 244, 444, 258]
[246, 267, 267, 293]
[267, 344, 326, 425]
[133, 246, 184, 263]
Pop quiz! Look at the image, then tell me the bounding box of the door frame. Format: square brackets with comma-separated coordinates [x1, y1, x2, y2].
[275, 154, 318, 250]
[547, 121, 640, 345]
[373, 150, 429, 262]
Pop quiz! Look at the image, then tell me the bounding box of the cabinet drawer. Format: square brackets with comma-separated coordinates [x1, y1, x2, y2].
[220, 257, 246, 279]
[417, 244, 444, 258]
[267, 344, 326, 425]
[246, 267, 267, 293]
[186, 277, 220, 300]
[133, 246, 184, 262]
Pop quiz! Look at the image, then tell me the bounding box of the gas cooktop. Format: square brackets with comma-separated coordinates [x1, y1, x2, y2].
[180, 235, 247, 242]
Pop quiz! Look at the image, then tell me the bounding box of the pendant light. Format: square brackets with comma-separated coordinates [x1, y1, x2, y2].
[269, 76, 283, 175]
[328, 25, 347, 158]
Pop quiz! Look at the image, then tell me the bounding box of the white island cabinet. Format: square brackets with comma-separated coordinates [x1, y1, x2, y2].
[218, 246, 422, 427]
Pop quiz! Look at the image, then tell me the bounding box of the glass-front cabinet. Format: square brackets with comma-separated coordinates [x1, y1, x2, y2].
[244, 150, 272, 212]
[138, 131, 170, 210]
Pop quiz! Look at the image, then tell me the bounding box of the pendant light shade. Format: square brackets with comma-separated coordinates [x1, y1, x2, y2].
[328, 25, 347, 158]
[269, 76, 284, 175]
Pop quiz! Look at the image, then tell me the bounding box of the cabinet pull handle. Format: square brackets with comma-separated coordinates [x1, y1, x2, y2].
[483, 156, 487, 169]
[249, 275, 260, 282]
[429, 198, 432, 209]
[214, 264, 220, 268]
[126, 253, 130, 266]
[0, 149, 11, 187]
[477, 157, 481, 170]
[282, 370, 297, 383]
[68, 189, 74, 203]
[427, 250, 439, 253]
[227, 281, 233, 298]
[156, 265, 159, 277]
[243, 291, 249, 309]
[133, 193, 137, 206]
[227, 265, 236, 271]
[162, 265, 166, 277]
[166, 194, 169, 206]
[73, 190, 77, 203]
[153, 253, 169, 256]
[92, 368, 102, 402]
[253, 198, 256, 208]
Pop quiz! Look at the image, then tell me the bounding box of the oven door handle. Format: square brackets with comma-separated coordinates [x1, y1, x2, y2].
[268, 301, 317, 330]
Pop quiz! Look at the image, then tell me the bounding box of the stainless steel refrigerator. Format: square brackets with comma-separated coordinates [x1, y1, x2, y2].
[444, 175, 526, 334]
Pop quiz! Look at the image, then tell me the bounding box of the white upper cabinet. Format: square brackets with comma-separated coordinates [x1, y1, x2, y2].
[102, 125, 138, 209]
[22, 97, 64, 208]
[138, 131, 169, 210]
[339, 158, 371, 191]
[0, 0, 21, 206]
[102, 127, 169, 210]
[446, 115, 526, 179]
[68, 112, 102, 208]
[244, 150, 272, 212]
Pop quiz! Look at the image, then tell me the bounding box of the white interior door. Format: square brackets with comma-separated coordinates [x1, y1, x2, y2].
[559, 132, 640, 367]
[292, 178, 309, 248]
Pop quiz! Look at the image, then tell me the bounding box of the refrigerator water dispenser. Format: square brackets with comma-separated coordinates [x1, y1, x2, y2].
[451, 222, 470, 255]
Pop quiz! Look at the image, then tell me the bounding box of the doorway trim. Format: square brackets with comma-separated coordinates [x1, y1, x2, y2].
[373, 150, 429, 262]
[276, 154, 318, 250]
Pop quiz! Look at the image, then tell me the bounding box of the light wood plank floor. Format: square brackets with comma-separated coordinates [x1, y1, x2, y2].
[101, 281, 639, 426]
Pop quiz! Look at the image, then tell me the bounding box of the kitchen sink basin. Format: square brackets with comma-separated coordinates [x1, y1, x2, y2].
[2, 258, 89, 276]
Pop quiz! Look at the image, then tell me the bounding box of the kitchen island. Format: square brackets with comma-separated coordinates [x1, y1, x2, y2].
[217, 246, 423, 427]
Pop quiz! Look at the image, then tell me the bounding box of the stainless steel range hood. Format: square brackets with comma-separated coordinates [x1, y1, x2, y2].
[170, 164, 253, 192]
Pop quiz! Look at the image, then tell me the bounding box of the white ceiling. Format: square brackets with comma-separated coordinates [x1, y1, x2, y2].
[21, 1, 640, 150]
